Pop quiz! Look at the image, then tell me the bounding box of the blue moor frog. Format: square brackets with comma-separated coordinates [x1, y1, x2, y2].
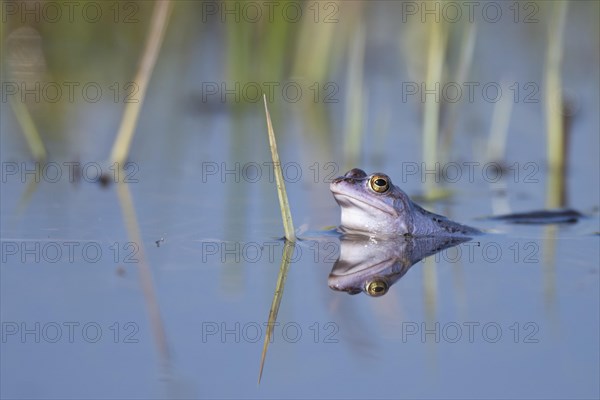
[330, 168, 480, 237]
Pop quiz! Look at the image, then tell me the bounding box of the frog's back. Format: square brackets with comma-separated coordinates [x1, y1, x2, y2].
[409, 203, 481, 237]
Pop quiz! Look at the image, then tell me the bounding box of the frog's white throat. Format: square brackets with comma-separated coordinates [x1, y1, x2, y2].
[333, 193, 409, 235]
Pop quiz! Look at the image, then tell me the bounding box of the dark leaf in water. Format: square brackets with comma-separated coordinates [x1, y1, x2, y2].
[486, 209, 584, 224]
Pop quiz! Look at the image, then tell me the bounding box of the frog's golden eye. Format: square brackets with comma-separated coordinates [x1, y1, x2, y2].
[365, 279, 389, 297]
[369, 175, 389, 193]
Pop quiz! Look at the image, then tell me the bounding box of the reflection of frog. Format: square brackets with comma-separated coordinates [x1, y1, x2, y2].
[329, 235, 471, 296]
[330, 169, 480, 237]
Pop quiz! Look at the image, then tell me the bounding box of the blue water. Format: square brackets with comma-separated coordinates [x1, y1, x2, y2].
[1, 1, 599, 399]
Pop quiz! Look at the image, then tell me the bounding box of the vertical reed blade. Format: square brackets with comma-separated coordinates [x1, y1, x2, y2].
[4, 26, 48, 161]
[8, 98, 47, 161]
[258, 241, 295, 384]
[545, 1, 568, 208]
[291, 0, 341, 83]
[486, 82, 514, 163]
[263, 95, 296, 242]
[441, 22, 477, 157]
[110, 0, 173, 166]
[422, 20, 448, 199]
[343, 22, 366, 170]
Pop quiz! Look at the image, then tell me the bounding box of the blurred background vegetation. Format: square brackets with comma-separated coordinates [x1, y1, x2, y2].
[1, 0, 598, 202]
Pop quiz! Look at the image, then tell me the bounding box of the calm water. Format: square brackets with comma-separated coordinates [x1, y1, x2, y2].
[1, 1, 599, 399]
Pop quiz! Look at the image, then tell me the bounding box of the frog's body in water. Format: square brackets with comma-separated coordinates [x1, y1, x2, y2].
[330, 168, 480, 237]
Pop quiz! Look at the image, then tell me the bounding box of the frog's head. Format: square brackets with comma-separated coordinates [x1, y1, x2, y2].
[330, 168, 412, 235]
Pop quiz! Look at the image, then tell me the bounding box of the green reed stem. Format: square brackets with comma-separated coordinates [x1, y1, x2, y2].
[110, 0, 173, 166]
[263, 95, 296, 241]
[545, 1, 568, 208]
[423, 20, 447, 197]
[9, 98, 47, 161]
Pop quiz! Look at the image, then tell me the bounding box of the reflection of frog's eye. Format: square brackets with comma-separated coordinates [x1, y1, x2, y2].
[365, 280, 389, 297]
[369, 175, 389, 193]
